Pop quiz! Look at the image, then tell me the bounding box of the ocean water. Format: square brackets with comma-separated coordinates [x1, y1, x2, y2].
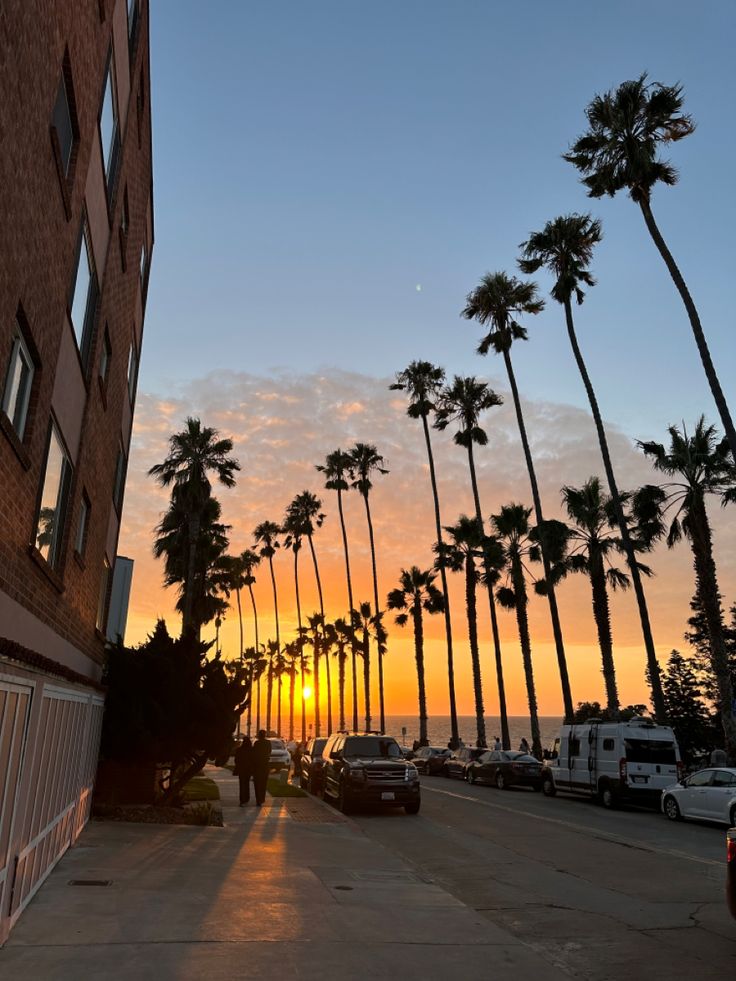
[384, 715, 562, 751]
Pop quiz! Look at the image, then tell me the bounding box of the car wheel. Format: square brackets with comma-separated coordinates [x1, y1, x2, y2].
[542, 774, 556, 797]
[466, 769, 475, 784]
[599, 783, 617, 809]
[663, 795, 682, 821]
[405, 801, 420, 815]
[495, 771, 506, 791]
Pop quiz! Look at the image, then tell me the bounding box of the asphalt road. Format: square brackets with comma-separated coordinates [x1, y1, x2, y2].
[350, 774, 736, 980]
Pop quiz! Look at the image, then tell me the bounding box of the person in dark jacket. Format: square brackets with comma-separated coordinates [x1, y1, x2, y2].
[234, 737, 254, 806]
[252, 730, 271, 805]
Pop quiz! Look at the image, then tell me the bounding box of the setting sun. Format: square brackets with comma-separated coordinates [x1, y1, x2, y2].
[302, 686, 313, 700]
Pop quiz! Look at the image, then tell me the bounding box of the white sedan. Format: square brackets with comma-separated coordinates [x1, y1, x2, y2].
[268, 738, 292, 772]
[662, 767, 736, 825]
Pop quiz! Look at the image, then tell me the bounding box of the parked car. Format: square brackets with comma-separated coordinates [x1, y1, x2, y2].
[412, 746, 451, 775]
[541, 717, 682, 808]
[299, 737, 328, 793]
[442, 747, 485, 780]
[661, 767, 736, 825]
[466, 750, 542, 791]
[322, 733, 421, 814]
[727, 828, 736, 920]
[268, 738, 292, 773]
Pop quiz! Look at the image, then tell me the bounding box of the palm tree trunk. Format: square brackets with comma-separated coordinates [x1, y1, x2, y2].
[502, 347, 574, 720]
[236, 587, 244, 658]
[294, 549, 306, 742]
[289, 666, 295, 742]
[277, 670, 282, 737]
[336, 488, 358, 732]
[362, 493, 385, 733]
[363, 627, 371, 731]
[266, 654, 273, 734]
[420, 411, 460, 748]
[465, 554, 486, 748]
[589, 555, 620, 713]
[412, 604, 429, 747]
[338, 651, 346, 731]
[467, 441, 511, 749]
[639, 198, 736, 463]
[688, 503, 736, 761]
[308, 533, 328, 734]
[563, 298, 666, 720]
[182, 511, 200, 635]
[248, 582, 259, 735]
[511, 562, 542, 759]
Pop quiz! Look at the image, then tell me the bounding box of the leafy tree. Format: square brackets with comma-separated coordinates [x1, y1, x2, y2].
[387, 567, 445, 748]
[519, 215, 666, 719]
[639, 418, 736, 759]
[463, 275, 573, 721]
[565, 75, 736, 462]
[571, 701, 649, 724]
[435, 375, 510, 748]
[391, 362, 460, 747]
[661, 650, 715, 765]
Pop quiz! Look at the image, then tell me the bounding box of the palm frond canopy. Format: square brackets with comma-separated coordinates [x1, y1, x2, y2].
[286, 490, 325, 536]
[239, 548, 261, 583]
[316, 449, 352, 491]
[518, 214, 602, 306]
[461, 272, 544, 356]
[148, 417, 240, 498]
[563, 74, 695, 204]
[386, 566, 445, 622]
[349, 442, 389, 496]
[390, 361, 446, 419]
[434, 375, 503, 447]
[253, 520, 281, 558]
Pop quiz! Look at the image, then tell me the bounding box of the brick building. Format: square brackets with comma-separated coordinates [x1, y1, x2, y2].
[0, 0, 153, 941]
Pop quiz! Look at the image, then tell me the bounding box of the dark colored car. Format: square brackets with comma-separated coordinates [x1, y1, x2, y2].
[466, 750, 543, 791]
[442, 747, 485, 779]
[413, 746, 451, 775]
[322, 733, 421, 814]
[299, 737, 328, 794]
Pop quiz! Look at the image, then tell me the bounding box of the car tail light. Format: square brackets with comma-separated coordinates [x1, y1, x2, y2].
[619, 758, 627, 784]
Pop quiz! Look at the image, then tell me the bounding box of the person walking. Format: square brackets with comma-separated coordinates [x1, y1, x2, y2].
[493, 736, 502, 751]
[253, 729, 272, 805]
[519, 737, 530, 754]
[234, 737, 253, 806]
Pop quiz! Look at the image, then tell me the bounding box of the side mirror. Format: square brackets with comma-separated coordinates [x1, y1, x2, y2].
[679, 778, 687, 787]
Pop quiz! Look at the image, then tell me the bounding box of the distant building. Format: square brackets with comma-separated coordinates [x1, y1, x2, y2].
[0, 0, 153, 942]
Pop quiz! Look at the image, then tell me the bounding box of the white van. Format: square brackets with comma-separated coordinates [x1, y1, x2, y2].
[540, 717, 683, 808]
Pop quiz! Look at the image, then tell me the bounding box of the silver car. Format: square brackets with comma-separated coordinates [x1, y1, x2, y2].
[662, 767, 736, 825]
[268, 738, 292, 772]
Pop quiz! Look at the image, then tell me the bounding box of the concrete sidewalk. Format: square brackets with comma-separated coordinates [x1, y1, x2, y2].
[0, 768, 568, 980]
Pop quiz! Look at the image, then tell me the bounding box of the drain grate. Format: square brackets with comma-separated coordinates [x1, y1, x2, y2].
[68, 880, 112, 887]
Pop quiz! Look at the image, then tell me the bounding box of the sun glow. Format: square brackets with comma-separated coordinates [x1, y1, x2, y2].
[302, 686, 313, 700]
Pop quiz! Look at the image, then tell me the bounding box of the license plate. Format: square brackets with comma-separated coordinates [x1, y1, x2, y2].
[381, 792, 395, 801]
[631, 776, 646, 783]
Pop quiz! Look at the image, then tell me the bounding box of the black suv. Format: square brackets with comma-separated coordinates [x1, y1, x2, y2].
[299, 737, 328, 794]
[322, 733, 421, 814]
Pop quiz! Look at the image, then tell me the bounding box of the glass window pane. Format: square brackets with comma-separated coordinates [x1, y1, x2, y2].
[127, 343, 137, 399]
[75, 497, 89, 554]
[100, 62, 116, 176]
[2, 335, 33, 439]
[52, 76, 73, 176]
[70, 231, 92, 346]
[35, 426, 70, 567]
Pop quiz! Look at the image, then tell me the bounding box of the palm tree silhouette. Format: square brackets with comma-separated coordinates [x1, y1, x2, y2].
[435, 375, 511, 749]
[331, 617, 353, 731]
[317, 449, 359, 730]
[565, 75, 736, 463]
[349, 443, 389, 733]
[462, 274, 573, 721]
[242, 644, 265, 735]
[387, 567, 445, 748]
[264, 638, 280, 734]
[391, 362, 460, 748]
[283, 506, 308, 741]
[519, 213, 666, 719]
[253, 521, 282, 731]
[638, 418, 736, 759]
[149, 417, 240, 636]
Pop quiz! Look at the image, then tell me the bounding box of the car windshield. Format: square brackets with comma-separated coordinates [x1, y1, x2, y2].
[624, 738, 676, 764]
[269, 740, 286, 751]
[343, 737, 402, 758]
[312, 738, 327, 756]
[504, 753, 538, 763]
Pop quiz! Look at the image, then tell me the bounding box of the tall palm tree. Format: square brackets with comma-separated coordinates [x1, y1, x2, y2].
[331, 617, 352, 731]
[273, 648, 288, 738]
[253, 520, 282, 729]
[391, 362, 460, 747]
[264, 638, 279, 734]
[638, 418, 736, 759]
[242, 644, 265, 735]
[349, 443, 389, 733]
[387, 567, 445, 748]
[351, 601, 382, 732]
[317, 449, 359, 730]
[564, 75, 736, 463]
[518, 214, 667, 719]
[283, 640, 301, 741]
[462, 274, 574, 721]
[283, 507, 308, 741]
[149, 417, 240, 636]
[491, 504, 545, 759]
[217, 555, 247, 663]
[435, 375, 511, 748]
[286, 491, 329, 734]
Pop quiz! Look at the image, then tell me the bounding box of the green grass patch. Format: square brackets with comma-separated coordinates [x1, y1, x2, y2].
[267, 777, 307, 798]
[182, 776, 220, 802]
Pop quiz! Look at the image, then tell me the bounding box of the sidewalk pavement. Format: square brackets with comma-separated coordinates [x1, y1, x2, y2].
[0, 767, 569, 980]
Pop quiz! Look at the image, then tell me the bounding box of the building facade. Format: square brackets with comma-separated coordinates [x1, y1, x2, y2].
[0, 0, 153, 942]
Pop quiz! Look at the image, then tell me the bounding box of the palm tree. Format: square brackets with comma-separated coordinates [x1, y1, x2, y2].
[282, 507, 308, 741]
[331, 618, 352, 731]
[462, 274, 574, 721]
[638, 418, 736, 759]
[286, 491, 329, 734]
[435, 375, 511, 748]
[242, 644, 265, 735]
[264, 638, 279, 734]
[351, 601, 383, 732]
[349, 443, 389, 733]
[491, 504, 547, 759]
[564, 75, 736, 463]
[217, 555, 247, 663]
[317, 449, 359, 730]
[283, 640, 301, 741]
[387, 567, 445, 748]
[149, 418, 240, 636]
[518, 214, 667, 719]
[273, 648, 288, 738]
[253, 520, 282, 729]
[391, 362, 460, 747]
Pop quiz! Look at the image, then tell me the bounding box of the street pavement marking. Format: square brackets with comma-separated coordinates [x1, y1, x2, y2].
[423, 784, 722, 869]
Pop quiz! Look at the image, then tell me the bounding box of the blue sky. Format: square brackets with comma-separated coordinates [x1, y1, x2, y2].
[144, 0, 735, 438]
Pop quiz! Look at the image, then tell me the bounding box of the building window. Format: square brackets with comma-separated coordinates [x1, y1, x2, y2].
[2, 327, 34, 440]
[52, 72, 74, 177]
[96, 558, 111, 632]
[75, 492, 91, 556]
[139, 242, 148, 285]
[121, 186, 130, 236]
[99, 49, 121, 195]
[34, 422, 72, 569]
[127, 0, 140, 42]
[69, 220, 98, 361]
[113, 444, 126, 513]
[99, 324, 112, 386]
[127, 340, 138, 401]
